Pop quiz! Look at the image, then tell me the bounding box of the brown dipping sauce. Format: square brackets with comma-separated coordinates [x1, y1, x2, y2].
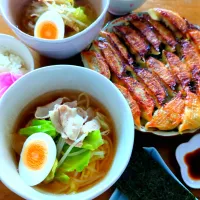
[184, 148, 200, 180]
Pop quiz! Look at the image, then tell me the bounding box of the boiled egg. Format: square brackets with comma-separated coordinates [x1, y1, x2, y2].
[34, 11, 65, 40]
[19, 132, 56, 186]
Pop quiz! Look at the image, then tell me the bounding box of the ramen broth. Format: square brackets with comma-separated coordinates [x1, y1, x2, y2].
[19, 0, 97, 38]
[12, 90, 116, 194]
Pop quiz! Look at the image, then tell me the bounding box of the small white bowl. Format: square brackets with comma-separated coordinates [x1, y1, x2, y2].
[0, 0, 110, 59]
[0, 65, 134, 200]
[108, 0, 147, 15]
[176, 134, 200, 189]
[0, 34, 34, 73]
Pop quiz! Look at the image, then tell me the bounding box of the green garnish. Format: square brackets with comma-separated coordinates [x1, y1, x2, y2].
[19, 120, 57, 138]
[44, 159, 58, 184]
[82, 130, 104, 151]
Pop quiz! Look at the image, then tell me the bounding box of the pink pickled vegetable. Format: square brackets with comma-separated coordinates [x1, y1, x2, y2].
[0, 72, 22, 97]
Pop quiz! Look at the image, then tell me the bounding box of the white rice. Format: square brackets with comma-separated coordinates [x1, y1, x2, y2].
[0, 52, 27, 74]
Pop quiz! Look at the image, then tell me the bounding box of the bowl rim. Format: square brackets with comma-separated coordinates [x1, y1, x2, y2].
[0, 65, 134, 200]
[0, 33, 34, 71]
[0, 0, 110, 43]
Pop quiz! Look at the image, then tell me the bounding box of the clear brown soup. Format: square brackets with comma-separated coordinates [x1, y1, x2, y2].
[18, 0, 98, 38]
[12, 90, 116, 194]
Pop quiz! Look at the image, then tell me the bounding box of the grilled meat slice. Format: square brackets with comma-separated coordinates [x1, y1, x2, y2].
[144, 14, 177, 52]
[122, 77, 155, 121]
[187, 29, 200, 50]
[134, 68, 166, 107]
[179, 91, 200, 133]
[146, 92, 185, 131]
[100, 31, 133, 65]
[148, 8, 188, 35]
[163, 51, 191, 87]
[81, 50, 111, 79]
[115, 84, 141, 128]
[130, 15, 161, 52]
[93, 40, 127, 77]
[113, 26, 150, 57]
[146, 57, 176, 93]
[180, 40, 200, 79]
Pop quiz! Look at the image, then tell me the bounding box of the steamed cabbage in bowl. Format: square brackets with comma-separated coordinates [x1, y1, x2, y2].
[19, 0, 97, 40]
[12, 91, 115, 194]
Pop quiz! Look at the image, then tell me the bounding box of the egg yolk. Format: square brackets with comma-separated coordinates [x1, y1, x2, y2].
[37, 21, 58, 40]
[23, 141, 47, 170]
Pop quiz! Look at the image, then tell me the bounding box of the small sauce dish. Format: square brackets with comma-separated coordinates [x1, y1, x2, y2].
[176, 134, 200, 188]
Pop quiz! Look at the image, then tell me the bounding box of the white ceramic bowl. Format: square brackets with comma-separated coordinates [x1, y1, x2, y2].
[108, 0, 147, 15]
[0, 65, 134, 200]
[0, 34, 34, 72]
[176, 134, 200, 189]
[0, 0, 110, 59]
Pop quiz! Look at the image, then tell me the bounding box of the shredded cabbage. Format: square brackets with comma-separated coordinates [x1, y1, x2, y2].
[31, 0, 91, 33]
[58, 134, 87, 167]
[19, 123, 57, 138]
[55, 172, 70, 184]
[31, 119, 52, 126]
[58, 150, 91, 172]
[82, 130, 104, 151]
[44, 159, 58, 183]
[72, 7, 91, 27]
[96, 112, 110, 131]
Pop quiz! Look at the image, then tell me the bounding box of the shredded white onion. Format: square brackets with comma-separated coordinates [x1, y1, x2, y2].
[30, 13, 40, 17]
[68, 149, 87, 157]
[40, 0, 87, 27]
[58, 133, 87, 167]
[101, 130, 110, 136]
[56, 137, 66, 158]
[92, 151, 105, 157]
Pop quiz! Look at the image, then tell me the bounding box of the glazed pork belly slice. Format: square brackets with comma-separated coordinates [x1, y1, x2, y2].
[180, 40, 200, 79]
[148, 8, 188, 37]
[129, 14, 161, 52]
[134, 68, 166, 107]
[93, 40, 128, 77]
[187, 29, 200, 50]
[115, 84, 141, 128]
[146, 57, 176, 95]
[145, 92, 185, 131]
[100, 31, 134, 65]
[121, 77, 155, 121]
[81, 50, 111, 79]
[144, 14, 177, 52]
[113, 25, 150, 58]
[163, 50, 191, 88]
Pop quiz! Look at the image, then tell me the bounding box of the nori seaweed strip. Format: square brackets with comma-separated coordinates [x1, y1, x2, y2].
[116, 148, 195, 200]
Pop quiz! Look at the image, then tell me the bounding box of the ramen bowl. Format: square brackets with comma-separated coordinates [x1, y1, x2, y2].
[0, 0, 110, 59]
[0, 65, 134, 200]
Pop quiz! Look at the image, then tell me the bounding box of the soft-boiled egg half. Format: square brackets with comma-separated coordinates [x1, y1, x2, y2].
[19, 132, 56, 186]
[34, 11, 65, 40]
